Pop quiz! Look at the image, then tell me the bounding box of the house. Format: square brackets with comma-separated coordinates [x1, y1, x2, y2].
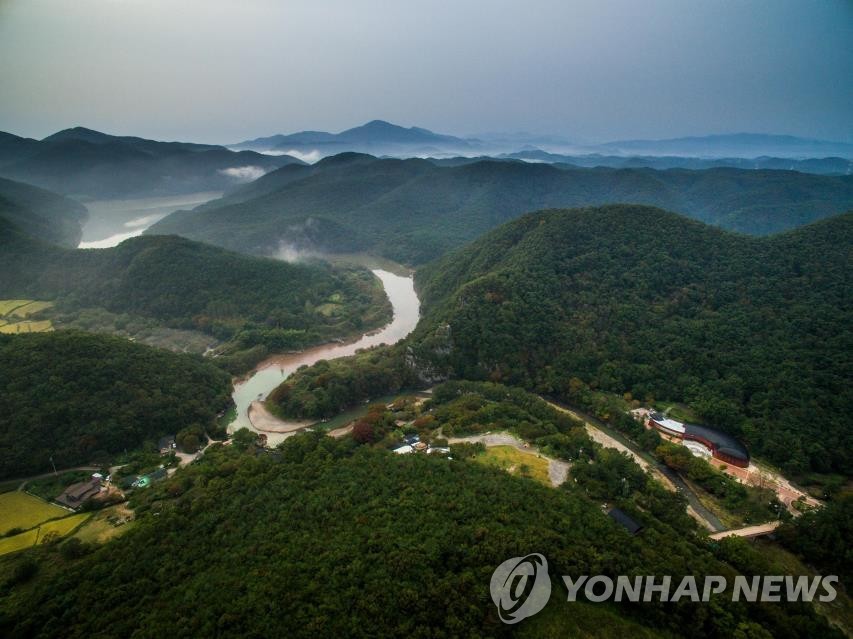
[402, 434, 420, 446]
[607, 508, 643, 535]
[158, 435, 177, 454]
[56, 478, 101, 509]
[392, 445, 414, 455]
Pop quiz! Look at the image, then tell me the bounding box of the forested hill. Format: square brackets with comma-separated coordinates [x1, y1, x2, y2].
[0, 177, 86, 247]
[0, 433, 839, 638]
[410, 205, 853, 474]
[0, 225, 390, 364]
[0, 127, 304, 199]
[147, 154, 853, 264]
[0, 331, 231, 479]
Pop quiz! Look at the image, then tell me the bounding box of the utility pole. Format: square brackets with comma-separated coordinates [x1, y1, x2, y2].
[49, 455, 57, 476]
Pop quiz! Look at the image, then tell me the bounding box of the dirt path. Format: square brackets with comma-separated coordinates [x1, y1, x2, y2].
[709, 521, 782, 540]
[247, 401, 313, 434]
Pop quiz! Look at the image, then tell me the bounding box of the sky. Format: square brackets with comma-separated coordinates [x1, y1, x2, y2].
[0, 0, 851, 144]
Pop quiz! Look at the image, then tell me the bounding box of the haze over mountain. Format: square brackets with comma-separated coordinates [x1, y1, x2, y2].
[499, 150, 852, 176]
[0, 177, 87, 247]
[0, 127, 304, 200]
[232, 121, 853, 164]
[596, 133, 853, 160]
[148, 153, 853, 265]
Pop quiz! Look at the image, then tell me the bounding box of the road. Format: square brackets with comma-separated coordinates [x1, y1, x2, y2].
[10, 466, 102, 492]
[542, 398, 726, 532]
[709, 521, 782, 540]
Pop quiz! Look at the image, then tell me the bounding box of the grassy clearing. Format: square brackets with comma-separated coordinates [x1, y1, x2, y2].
[315, 302, 342, 317]
[74, 505, 135, 544]
[0, 492, 68, 535]
[474, 445, 552, 486]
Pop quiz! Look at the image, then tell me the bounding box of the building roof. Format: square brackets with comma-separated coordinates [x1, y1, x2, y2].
[649, 412, 685, 434]
[607, 508, 643, 535]
[684, 423, 749, 462]
[393, 445, 414, 454]
[56, 480, 100, 508]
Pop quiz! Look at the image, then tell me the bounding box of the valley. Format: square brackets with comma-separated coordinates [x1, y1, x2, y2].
[2, 3, 851, 636]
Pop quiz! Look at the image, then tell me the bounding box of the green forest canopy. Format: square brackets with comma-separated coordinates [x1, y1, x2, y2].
[0, 222, 390, 364]
[147, 153, 853, 264]
[410, 205, 852, 475]
[272, 205, 851, 476]
[0, 430, 840, 639]
[0, 331, 232, 479]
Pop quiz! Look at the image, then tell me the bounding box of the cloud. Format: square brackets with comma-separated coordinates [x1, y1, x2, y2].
[274, 240, 319, 263]
[274, 149, 323, 164]
[218, 165, 266, 182]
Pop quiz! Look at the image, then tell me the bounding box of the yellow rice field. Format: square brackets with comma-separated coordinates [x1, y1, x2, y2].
[0, 529, 39, 556]
[0, 492, 91, 556]
[0, 492, 68, 535]
[9, 300, 53, 317]
[0, 300, 54, 334]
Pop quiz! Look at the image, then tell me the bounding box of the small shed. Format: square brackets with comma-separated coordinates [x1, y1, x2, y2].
[607, 508, 643, 535]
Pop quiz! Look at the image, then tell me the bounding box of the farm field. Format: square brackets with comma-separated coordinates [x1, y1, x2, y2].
[0, 299, 54, 334]
[0, 529, 39, 556]
[39, 513, 90, 539]
[474, 445, 552, 486]
[0, 492, 68, 535]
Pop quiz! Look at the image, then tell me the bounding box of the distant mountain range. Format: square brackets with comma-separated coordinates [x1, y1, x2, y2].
[0, 127, 304, 200]
[232, 121, 853, 167]
[147, 152, 853, 265]
[499, 149, 852, 175]
[231, 119, 475, 156]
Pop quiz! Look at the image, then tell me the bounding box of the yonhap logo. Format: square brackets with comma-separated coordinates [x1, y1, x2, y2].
[490, 553, 552, 624]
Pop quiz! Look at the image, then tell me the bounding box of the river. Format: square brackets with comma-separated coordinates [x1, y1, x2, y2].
[77, 191, 223, 248]
[228, 269, 420, 444]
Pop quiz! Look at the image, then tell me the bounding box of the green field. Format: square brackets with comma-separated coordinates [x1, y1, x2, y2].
[0, 492, 68, 535]
[474, 446, 552, 486]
